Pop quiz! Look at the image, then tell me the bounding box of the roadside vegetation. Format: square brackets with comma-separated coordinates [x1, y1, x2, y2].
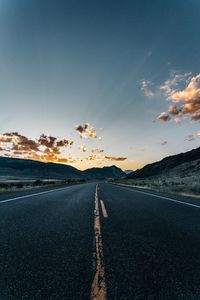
[0, 178, 87, 193]
[112, 175, 200, 197]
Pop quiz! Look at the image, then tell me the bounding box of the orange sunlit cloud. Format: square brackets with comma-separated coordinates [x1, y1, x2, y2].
[75, 123, 97, 139]
[0, 131, 129, 169]
[0, 132, 74, 163]
[104, 156, 127, 161]
[80, 145, 87, 152]
[158, 73, 200, 122]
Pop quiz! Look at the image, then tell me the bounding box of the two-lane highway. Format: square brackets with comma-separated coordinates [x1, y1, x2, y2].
[1, 182, 200, 299]
[0, 183, 95, 299]
[99, 183, 200, 300]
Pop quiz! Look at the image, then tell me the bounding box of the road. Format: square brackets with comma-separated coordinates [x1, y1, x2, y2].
[1, 182, 200, 299]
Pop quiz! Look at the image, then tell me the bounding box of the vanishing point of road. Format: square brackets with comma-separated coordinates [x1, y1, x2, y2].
[1, 182, 200, 299]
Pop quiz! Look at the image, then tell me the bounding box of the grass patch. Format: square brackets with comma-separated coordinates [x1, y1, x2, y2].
[111, 175, 200, 197]
[0, 178, 87, 193]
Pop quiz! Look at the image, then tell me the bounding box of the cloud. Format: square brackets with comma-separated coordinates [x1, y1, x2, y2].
[170, 74, 200, 103]
[56, 158, 71, 163]
[80, 145, 87, 152]
[0, 132, 74, 164]
[104, 156, 127, 161]
[160, 72, 191, 97]
[168, 105, 181, 115]
[38, 134, 57, 148]
[185, 134, 196, 142]
[159, 140, 167, 146]
[167, 105, 183, 122]
[158, 73, 200, 122]
[38, 134, 74, 149]
[197, 131, 200, 137]
[185, 131, 200, 142]
[0, 134, 13, 143]
[0, 130, 127, 167]
[88, 154, 97, 161]
[0, 132, 39, 152]
[75, 123, 97, 139]
[56, 139, 74, 147]
[91, 148, 104, 153]
[141, 80, 154, 97]
[157, 112, 170, 122]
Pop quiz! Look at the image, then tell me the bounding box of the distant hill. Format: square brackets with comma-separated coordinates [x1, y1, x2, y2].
[124, 170, 134, 175]
[84, 165, 124, 179]
[0, 157, 81, 180]
[0, 157, 124, 180]
[127, 147, 200, 179]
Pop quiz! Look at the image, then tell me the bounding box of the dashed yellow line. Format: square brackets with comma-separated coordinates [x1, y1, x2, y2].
[91, 185, 107, 300]
[100, 200, 108, 218]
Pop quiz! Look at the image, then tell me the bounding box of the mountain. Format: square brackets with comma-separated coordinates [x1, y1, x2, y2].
[127, 147, 200, 179]
[124, 170, 134, 175]
[0, 157, 82, 180]
[83, 165, 124, 179]
[0, 156, 124, 180]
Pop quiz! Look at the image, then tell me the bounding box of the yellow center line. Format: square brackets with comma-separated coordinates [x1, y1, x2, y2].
[91, 184, 107, 300]
[100, 200, 108, 218]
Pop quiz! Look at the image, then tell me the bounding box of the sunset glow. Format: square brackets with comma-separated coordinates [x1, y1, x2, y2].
[0, 0, 199, 171]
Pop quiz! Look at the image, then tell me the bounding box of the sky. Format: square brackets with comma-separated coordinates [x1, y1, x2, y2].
[0, 0, 200, 170]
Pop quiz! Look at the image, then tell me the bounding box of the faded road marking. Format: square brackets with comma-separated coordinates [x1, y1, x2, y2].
[100, 200, 108, 218]
[91, 185, 107, 300]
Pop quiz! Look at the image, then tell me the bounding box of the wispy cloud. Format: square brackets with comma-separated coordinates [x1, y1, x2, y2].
[159, 140, 167, 146]
[91, 148, 104, 153]
[104, 156, 127, 161]
[160, 72, 191, 97]
[141, 80, 154, 97]
[185, 134, 196, 142]
[185, 131, 200, 142]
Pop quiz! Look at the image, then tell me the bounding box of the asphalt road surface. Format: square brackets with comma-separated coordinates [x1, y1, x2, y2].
[1, 182, 200, 299]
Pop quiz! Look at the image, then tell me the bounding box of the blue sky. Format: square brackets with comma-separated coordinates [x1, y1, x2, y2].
[0, 0, 200, 170]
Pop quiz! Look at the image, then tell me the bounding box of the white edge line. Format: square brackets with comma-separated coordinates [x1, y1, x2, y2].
[0, 186, 74, 204]
[112, 184, 200, 209]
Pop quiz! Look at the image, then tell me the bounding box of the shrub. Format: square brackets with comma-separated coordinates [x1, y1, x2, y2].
[33, 180, 43, 186]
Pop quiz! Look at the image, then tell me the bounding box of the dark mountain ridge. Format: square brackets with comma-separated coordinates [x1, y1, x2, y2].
[127, 147, 200, 179]
[0, 156, 124, 180]
[84, 165, 124, 179]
